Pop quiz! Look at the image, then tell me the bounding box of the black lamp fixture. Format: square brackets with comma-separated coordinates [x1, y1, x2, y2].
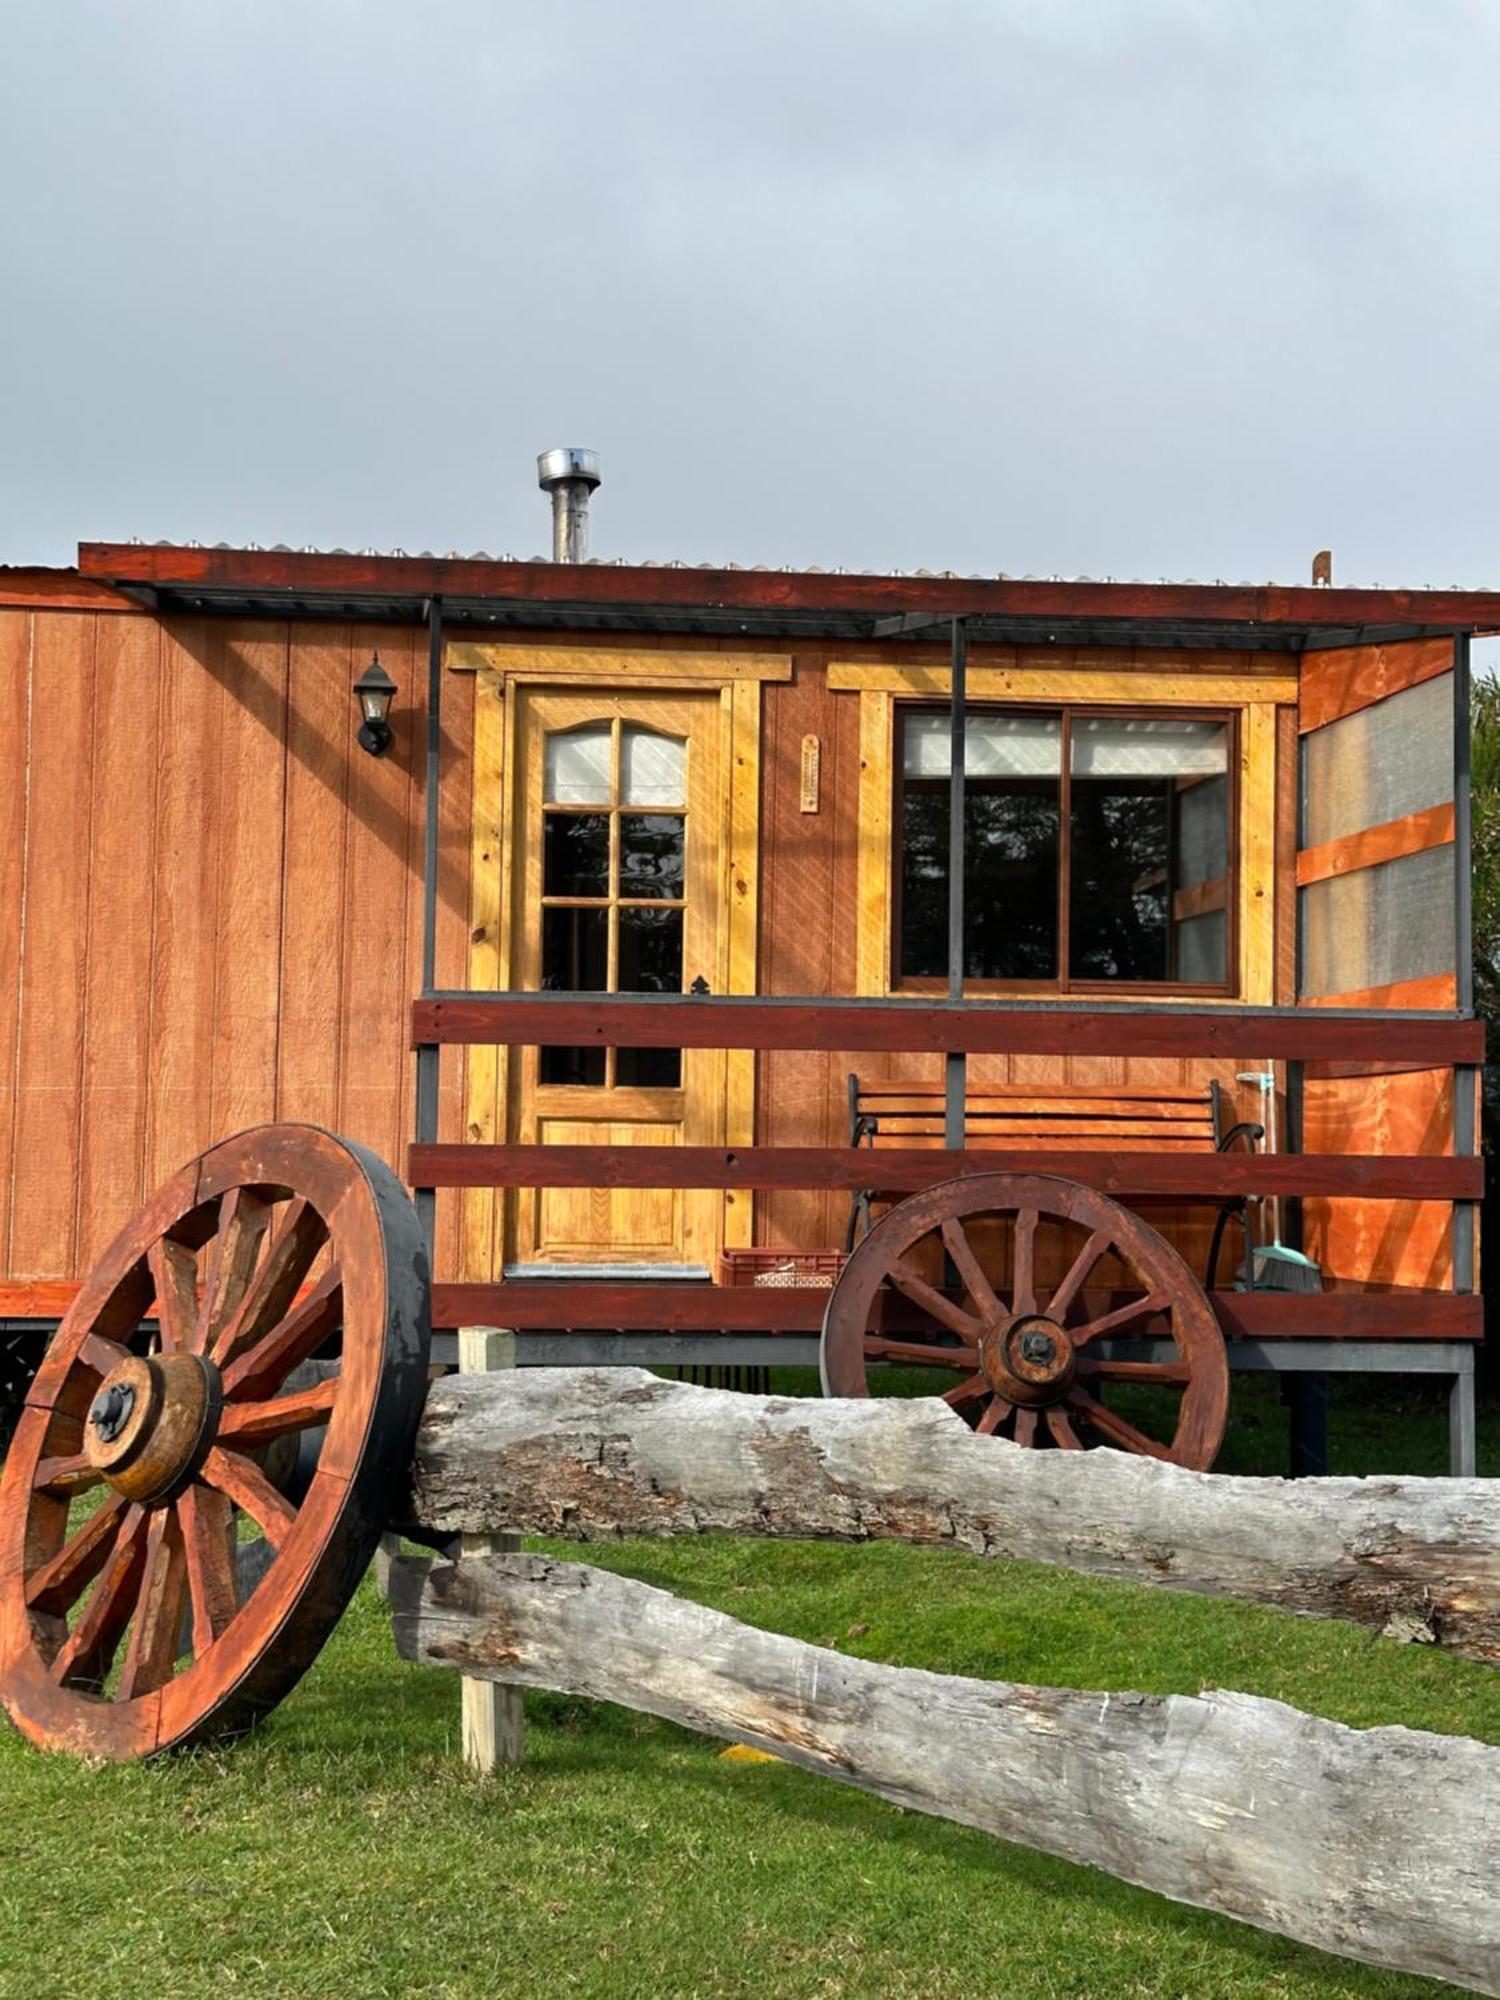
[353, 652, 397, 756]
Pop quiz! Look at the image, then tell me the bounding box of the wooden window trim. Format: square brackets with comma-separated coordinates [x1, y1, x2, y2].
[888, 701, 1241, 1000]
[856, 687, 1277, 1005]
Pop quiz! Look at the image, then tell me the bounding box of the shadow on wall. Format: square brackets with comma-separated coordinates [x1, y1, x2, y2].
[176, 615, 471, 933]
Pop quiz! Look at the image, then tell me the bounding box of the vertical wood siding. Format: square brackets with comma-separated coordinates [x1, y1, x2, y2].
[0, 606, 472, 1285]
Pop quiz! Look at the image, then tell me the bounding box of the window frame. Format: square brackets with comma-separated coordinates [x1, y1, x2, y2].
[890, 700, 1241, 999]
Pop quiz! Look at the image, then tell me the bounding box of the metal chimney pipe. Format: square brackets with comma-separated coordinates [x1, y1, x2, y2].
[536, 447, 601, 563]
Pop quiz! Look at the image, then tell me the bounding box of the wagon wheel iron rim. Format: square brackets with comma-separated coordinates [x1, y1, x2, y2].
[0, 1124, 430, 1761]
[821, 1172, 1228, 1470]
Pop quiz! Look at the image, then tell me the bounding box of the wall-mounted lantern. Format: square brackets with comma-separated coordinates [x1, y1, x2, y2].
[353, 653, 397, 756]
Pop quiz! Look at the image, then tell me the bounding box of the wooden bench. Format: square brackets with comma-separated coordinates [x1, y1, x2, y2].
[847, 1074, 1263, 1286]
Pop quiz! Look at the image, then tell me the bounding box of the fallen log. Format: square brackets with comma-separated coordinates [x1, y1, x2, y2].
[391, 1551, 1500, 1996]
[402, 1368, 1500, 1663]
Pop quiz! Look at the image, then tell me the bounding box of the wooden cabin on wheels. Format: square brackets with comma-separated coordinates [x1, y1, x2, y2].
[0, 466, 1486, 1474]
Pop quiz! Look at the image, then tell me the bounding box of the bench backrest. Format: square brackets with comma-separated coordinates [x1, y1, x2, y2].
[849, 1077, 1224, 1151]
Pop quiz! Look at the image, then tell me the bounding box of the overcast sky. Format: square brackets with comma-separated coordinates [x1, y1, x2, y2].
[3, 2, 1498, 587]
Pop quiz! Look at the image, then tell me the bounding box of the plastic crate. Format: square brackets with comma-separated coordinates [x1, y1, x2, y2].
[718, 1248, 847, 1290]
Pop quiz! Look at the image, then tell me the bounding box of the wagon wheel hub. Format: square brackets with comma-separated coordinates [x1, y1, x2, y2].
[979, 1314, 1076, 1407]
[84, 1352, 222, 1505]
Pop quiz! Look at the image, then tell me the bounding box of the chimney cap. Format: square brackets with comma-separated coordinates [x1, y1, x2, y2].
[537, 447, 601, 493]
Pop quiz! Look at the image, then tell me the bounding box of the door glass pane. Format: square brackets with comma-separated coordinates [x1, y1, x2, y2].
[540, 1043, 606, 1085]
[541, 906, 608, 989]
[618, 905, 683, 991]
[543, 812, 610, 896]
[539, 905, 609, 1086]
[545, 724, 612, 805]
[619, 813, 685, 899]
[615, 905, 683, 1086]
[621, 727, 685, 806]
[616, 1045, 682, 1087]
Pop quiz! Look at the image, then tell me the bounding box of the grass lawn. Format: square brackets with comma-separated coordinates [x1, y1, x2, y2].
[1, 1374, 1496, 1999]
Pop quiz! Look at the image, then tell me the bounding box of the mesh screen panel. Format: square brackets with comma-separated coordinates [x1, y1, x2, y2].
[1298, 843, 1455, 999]
[1301, 674, 1453, 848]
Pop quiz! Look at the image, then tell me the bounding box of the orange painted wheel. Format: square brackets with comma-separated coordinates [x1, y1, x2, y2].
[0, 1125, 430, 1761]
[822, 1173, 1228, 1470]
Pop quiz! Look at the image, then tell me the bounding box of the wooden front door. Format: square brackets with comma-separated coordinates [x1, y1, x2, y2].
[508, 687, 728, 1271]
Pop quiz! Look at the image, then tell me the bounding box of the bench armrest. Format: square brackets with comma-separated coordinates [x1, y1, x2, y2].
[1216, 1121, 1265, 1154]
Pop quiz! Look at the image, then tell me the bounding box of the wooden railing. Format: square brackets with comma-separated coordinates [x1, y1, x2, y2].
[411, 993, 1484, 1340]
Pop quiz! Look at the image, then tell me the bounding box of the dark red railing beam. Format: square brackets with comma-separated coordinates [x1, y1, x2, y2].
[408, 1143, 1480, 1201]
[410, 995, 1483, 1066]
[430, 1281, 1483, 1342]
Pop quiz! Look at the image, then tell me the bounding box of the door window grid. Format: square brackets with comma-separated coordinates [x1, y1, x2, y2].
[539, 717, 688, 1088]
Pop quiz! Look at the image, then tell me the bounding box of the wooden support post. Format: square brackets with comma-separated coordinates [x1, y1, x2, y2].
[1451, 1356, 1478, 1478]
[457, 1326, 524, 1771]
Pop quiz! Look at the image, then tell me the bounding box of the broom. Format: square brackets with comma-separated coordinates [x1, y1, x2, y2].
[1234, 1069, 1324, 1292]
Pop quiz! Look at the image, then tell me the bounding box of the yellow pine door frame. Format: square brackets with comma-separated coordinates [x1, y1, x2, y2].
[508, 685, 727, 1272]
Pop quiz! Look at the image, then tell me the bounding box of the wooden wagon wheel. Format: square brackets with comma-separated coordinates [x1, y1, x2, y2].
[822, 1173, 1228, 1470]
[0, 1124, 430, 1761]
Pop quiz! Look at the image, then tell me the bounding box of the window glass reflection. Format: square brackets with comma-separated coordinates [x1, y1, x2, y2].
[618, 905, 682, 992]
[619, 814, 685, 899]
[543, 813, 610, 897]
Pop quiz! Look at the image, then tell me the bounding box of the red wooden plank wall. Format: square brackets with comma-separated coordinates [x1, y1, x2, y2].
[0, 605, 472, 1286]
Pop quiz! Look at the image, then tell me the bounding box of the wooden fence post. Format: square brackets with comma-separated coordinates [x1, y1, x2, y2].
[457, 1326, 524, 1772]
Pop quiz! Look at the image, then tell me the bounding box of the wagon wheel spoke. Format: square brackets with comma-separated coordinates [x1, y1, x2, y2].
[217, 1377, 339, 1448]
[1046, 1407, 1083, 1450]
[221, 1266, 344, 1403]
[148, 1239, 200, 1356]
[1012, 1208, 1038, 1315]
[209, 1199, 329, 1372]
[178, 1482, 239, 1657]
[1048, 1227, 1114, 1324]
[32, 1452, 102, 1498]
[862, 1336, 979, 1370]
[975, 1396, 1014, 1435]
[196, 1189, 275, 1356]
[941, 1371, 990, 1407]
[50, 1506, 150, 1689]
[1012, 1407, 1039, 1447]
[887, 1259, 982, 1343]
[198, 1447, 299, 1550]
[1069, 1291, 1169, 1347]
[79, 1333, 131, 1381]
[116, 1507, 187, 1701]
[939, 1218, 1002, 1321]
[1066, 1384, 1175, 1461]
[25, 1492, 130, 1616]
[1075, 1357, 1190, 1387]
